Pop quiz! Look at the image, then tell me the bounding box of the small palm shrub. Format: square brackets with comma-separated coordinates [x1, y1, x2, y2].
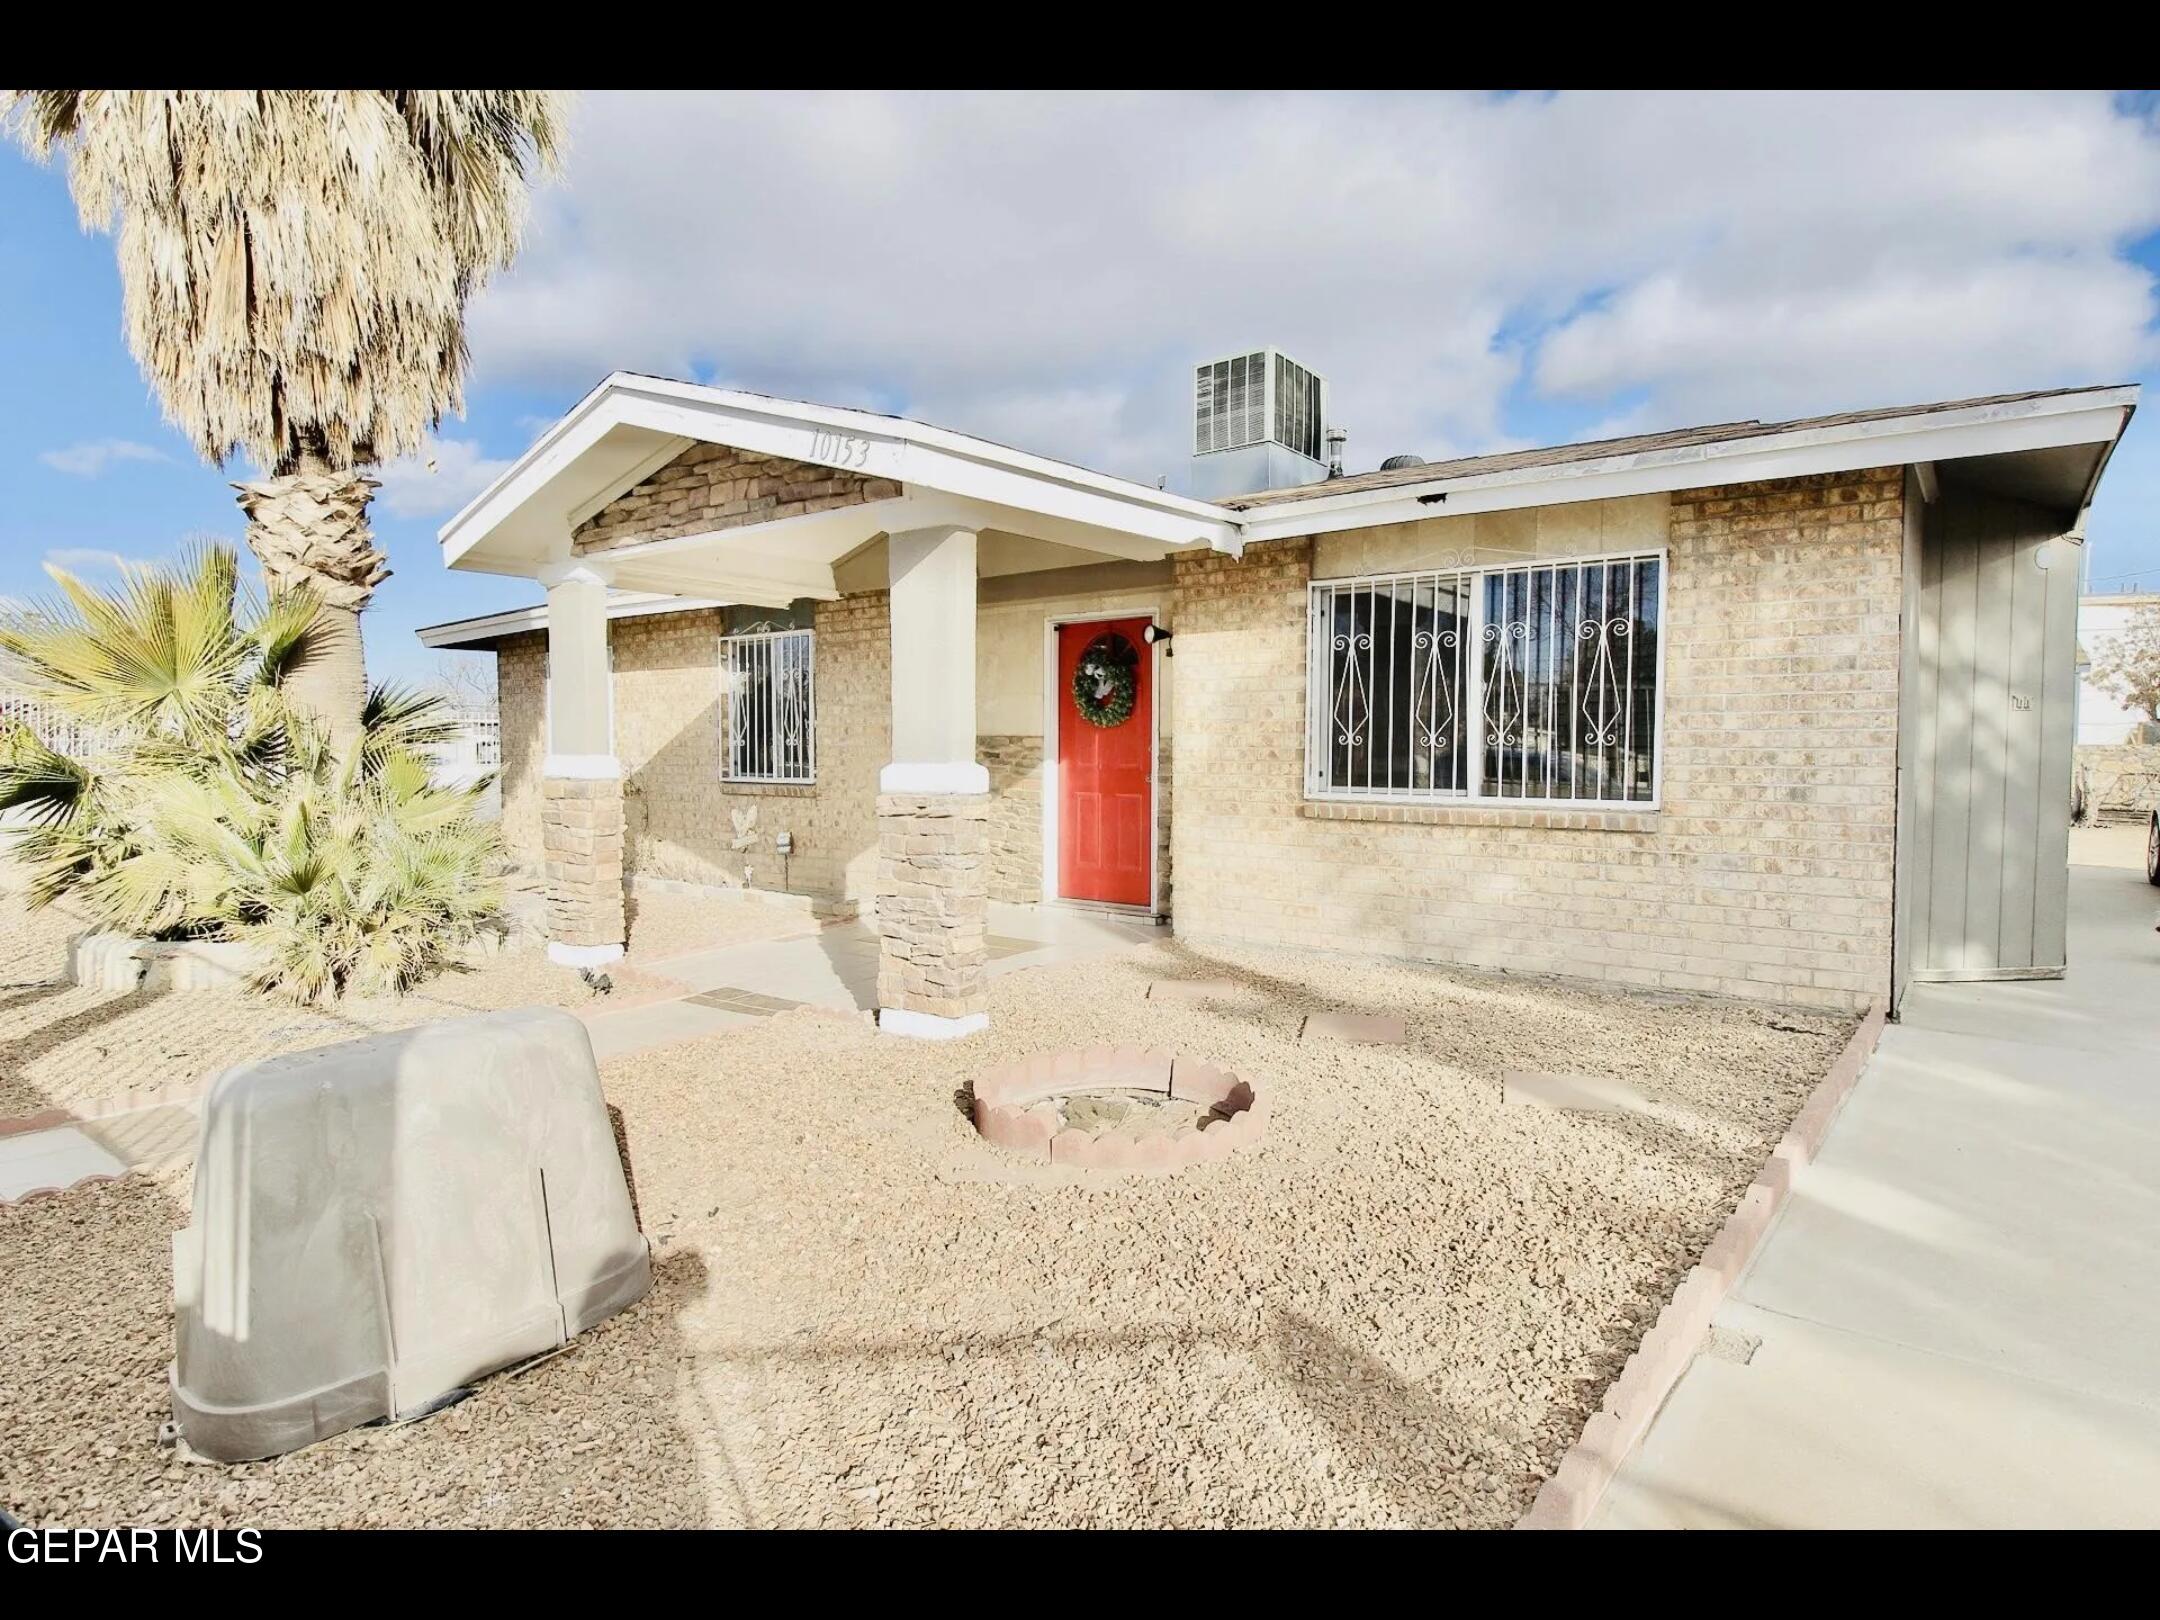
[0, 546, 503, 1001]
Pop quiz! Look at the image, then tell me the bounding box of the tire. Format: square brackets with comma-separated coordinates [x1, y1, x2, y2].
[2147, 811, 2160, 887]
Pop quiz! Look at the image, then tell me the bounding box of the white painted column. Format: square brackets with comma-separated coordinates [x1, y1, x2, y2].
[881, 525, 987, 795]
[876, 525, 989, 1038]
[540, 561, 625, 967]
[543, 562, 618, 780]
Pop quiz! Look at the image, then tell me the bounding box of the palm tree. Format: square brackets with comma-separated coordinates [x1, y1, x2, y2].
[2, 90, 568, 757]
[0, 546, 503, 1001]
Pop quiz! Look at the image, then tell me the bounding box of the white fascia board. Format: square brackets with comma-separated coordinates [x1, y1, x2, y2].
[565, 434, 698, 530]
[440, 372, 1242, 571]
[415, 592, 728, 650]
[610, 373, 1233, 529]
[1237, 390, 2139, 546]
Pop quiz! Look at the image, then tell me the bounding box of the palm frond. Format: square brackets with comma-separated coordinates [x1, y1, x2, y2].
[0, 740, 92, 827]
[0, 547, 501, 1000]
[7, 90, 570, 471]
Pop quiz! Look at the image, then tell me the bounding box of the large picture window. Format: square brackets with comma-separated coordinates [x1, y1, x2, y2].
[1307, 554, 1663, 807]
[721, 627, 816, 784]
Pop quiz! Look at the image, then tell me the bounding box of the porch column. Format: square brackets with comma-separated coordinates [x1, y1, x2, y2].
[540, 561, 626, 968]
[877, 525, 989, 1039]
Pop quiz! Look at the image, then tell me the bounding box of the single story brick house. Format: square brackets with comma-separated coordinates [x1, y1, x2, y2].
[421, 369, 2137, 1036]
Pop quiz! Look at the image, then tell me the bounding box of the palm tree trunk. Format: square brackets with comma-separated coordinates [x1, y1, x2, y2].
[232, 457, 391, 759]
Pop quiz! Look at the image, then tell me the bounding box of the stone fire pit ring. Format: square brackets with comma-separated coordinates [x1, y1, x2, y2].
[972, 1046, 1267, 1170]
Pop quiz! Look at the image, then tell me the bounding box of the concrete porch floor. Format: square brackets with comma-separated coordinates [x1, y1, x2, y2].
[582, 902, 1161, 1059]
[1591, 860, 2160, 1529]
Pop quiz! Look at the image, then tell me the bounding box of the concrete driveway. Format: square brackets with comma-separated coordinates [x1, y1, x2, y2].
[1593, 860, 2160, 1529]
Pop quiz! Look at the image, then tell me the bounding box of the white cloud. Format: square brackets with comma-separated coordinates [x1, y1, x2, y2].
[39, 438, 173, 477]
[44, 547, 140, 572]
[460, 90, 2160, 482]
[372, 435, 517, 518]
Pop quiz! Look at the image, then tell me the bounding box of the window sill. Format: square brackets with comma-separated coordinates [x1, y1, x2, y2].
[1300, 799, 1658, 832]
[719, 779, 818, 797]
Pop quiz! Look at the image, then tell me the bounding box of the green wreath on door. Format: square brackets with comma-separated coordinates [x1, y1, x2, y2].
[1071, 631, 1140, 728]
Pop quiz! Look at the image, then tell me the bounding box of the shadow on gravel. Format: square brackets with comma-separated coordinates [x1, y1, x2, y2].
[0, 1174, 721, 1527]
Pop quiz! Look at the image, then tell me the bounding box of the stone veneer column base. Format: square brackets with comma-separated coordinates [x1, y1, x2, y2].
[543, 775, 627, 963]
[875, 791, 990, 1035]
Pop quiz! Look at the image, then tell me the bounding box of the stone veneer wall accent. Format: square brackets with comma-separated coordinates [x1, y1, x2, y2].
[2075, 740, 2160, 817]
[542, 777, 627, 951]
[875, 793, 989, 1021]
[572, 442, 899, 555]
[980, 735, 1044, 904]
[1170, 469, 1905, 1012]
[1154, 735, 1174, 916]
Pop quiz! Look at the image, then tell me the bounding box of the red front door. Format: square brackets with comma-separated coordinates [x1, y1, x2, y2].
[1057, 618, 1153, 907]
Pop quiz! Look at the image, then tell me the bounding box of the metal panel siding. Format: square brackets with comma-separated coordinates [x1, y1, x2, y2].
[1966, 520, 2014, 970]
[1908, 488, 2074, 978]
[1889, 469, 1926, 1011]
[1998, 519, 2045, 969]
[2033, 532, 2081, 968]
[1924, 506, 1977, 969]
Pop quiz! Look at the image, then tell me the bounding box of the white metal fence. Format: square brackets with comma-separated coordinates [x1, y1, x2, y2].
[0, 691, 120, 762]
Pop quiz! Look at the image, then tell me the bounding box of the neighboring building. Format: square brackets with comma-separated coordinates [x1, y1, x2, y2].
[421, 705, 506, 823]
[2073, 590, 2160, 821]
[420, 372, 2137, 1034]
[2076, 591, 2160, 745]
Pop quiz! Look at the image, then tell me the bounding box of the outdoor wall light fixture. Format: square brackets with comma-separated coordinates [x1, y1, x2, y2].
[1143, 622, 1175, 656]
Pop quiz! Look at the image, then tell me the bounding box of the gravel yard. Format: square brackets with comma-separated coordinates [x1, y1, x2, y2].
[1, 929, 1852, 1529]
[0, 863, 811, 1121]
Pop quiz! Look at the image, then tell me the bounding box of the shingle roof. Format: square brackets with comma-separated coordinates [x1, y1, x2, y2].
[1221, 386, 2128, 510]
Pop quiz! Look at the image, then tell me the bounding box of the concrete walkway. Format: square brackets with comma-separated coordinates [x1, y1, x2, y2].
[580, 901, 1160, 1060]
[0, 1101, 198, 1202]
[1593, 861, 2160, 1529]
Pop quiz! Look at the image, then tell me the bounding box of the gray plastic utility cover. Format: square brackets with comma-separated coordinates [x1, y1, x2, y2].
[170, 1006, 650, 1461]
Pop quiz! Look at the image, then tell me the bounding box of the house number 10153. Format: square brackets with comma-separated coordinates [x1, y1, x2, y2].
[809, 429, 873, 469]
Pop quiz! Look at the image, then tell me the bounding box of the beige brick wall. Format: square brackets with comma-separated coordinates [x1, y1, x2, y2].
[572, 441, 898, 555]
[495, 594, 892, 904]
[498, 634, 547, 863]
[496, 592, 1069, 912]
[1170, 470, 1905, 1011]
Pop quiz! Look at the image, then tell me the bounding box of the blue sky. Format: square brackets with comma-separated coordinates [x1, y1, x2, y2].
[5, 90, 2159, 687]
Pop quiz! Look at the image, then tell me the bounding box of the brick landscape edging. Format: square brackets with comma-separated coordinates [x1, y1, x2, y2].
[1, 1172, 126, 1208]
[1515, 1002, 1889, 1530]
[973, 1046, 1267, 1170]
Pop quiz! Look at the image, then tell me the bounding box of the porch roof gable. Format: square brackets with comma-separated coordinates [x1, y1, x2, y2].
[437, 372, 1243, 579]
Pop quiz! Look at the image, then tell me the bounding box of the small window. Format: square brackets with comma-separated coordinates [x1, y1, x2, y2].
[1308, 554, 1662, 807]
[721, 627, 816, 783]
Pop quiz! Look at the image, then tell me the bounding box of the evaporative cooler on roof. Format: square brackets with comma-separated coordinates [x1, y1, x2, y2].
[1189, 348, 1329, 499]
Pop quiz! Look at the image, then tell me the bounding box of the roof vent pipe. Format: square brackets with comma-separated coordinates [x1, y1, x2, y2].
[1325, 425, 1347, 479]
